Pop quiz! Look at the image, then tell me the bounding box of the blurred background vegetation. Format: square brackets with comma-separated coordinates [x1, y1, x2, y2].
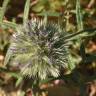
[0, 0, 96, 96]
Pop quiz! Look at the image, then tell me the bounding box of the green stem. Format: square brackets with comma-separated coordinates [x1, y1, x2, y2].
[23, 0, 30, 25]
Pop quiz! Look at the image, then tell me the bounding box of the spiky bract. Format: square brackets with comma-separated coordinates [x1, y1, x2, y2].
[4, 18, 71, 80]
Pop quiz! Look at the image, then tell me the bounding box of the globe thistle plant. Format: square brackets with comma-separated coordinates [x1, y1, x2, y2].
[4, 18, 75, 80]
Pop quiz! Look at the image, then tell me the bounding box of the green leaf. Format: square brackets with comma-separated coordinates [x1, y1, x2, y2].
[76, 0, 83, 31]
[67, 53, 76, 73]
[84, 54, 96, 63]
[32, 4, 44, 12]
[37, 11, 60, 17]
[0, 0, 10, 22]
[32, 0, 49, 12]
[0, 67, 20, 78]
[0, 21, 17, 29]
[63, 28, 96, 42]
[0, 29, 10, 51]
[80, 43, 86, 60]
[23, 0, 30, 24]
[16, 77, 23, 87]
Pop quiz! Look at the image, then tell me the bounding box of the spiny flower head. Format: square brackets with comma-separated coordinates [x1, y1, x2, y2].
[4, 18, 72, 80]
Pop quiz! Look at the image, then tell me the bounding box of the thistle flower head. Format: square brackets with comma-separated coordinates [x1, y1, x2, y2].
[4, 18, 72, 80]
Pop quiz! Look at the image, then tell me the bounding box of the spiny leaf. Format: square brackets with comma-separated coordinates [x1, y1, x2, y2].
[4, 18, 71, 80]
